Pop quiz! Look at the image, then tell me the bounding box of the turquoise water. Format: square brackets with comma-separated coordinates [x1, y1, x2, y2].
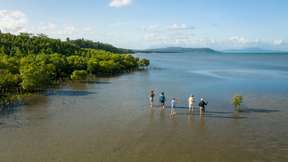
[0, 52, 287, 162]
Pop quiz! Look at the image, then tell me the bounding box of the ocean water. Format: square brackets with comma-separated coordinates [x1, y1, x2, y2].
[0, 52, 287, 162]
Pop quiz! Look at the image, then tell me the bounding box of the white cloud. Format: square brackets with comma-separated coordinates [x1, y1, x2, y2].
[228, 36, 249, 44]
[0, 10, 28, 33]
[144, 33, 194, 45]
[36, 23, 76, 35]
[143, 24, 195, 46]
[109, 0, 132, 8]
[204, 37, 259, 48]
[167, 24, 194, 30]
[143, 26, 285, 49]
[144, 33, 162, 41]
[143, 24, 161, 31]
[0, 10, 96, 39]
[37, 22, 57, 32]
[144, 24, 194, 32]
[143, 24, 286, 49]
[34, 22, 96, 39]
[59, 25, 77, 35]
[273, 39, 284, 45]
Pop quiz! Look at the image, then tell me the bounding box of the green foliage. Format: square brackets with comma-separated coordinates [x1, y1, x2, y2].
[67, 55, 87, 70]
[0, 70, 20, 89]
[0, 32, 79, 56]
[71, 70, 88, 80]
[232, 95, 243, 110]
[48, 53, 69, 78]
[138, 58, 150, 67]
[70, 39, 134, 54]
[87, 59, 100, 74]
[20, 62, 56, 90]
[99, 60, 121, 74]
[0, 55, 20, 73]
[0, 32, 149, 94]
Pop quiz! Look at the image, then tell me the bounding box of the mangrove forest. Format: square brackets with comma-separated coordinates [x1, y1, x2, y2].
[0, 32, 149, 109]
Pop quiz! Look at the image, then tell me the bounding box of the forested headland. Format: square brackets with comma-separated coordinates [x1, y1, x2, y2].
[0, 32, 149, 108]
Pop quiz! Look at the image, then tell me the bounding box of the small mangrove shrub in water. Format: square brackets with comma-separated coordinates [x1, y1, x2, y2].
[0, 94, 25, 111]
[71, 70, 88, 80]
[138, 58, 150, 68]
[232, 95, 243, 111]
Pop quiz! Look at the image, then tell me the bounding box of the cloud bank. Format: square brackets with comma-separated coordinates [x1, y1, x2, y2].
[0, 10, 27, 33]
[109, 0, 132, 8]
[0, 10, 96, 40]
[144, 24, 195, 45]
[143, 24, 287, 50]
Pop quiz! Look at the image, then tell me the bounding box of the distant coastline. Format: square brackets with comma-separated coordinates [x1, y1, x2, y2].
[135, 47, 220, 53]
[135, 47, 288, 54]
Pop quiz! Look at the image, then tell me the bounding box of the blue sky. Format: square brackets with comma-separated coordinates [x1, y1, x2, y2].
[1, 0, 288, 50]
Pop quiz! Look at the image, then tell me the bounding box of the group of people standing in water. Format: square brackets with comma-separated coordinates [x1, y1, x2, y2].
[149, 90, 208, 115]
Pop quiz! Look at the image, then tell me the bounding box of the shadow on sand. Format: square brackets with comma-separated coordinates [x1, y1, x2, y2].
[80, 81, 112, 84]
[239, 108, 280, 113]
[154, 105, 280, 114]
[44, 90, 96, 97]
[152, 105, 279, 120]
[174, 112, 247, 119]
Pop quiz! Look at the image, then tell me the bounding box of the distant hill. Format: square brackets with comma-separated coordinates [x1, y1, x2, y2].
[70, 39, 134, 54]
[0, 32, 134, 55]
[223, 48, 287, 53]
[136, 47, 220, 53]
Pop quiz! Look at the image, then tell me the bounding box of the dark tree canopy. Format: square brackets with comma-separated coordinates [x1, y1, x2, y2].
[0, 32, 134, 56]
[70, 39, 134, 54]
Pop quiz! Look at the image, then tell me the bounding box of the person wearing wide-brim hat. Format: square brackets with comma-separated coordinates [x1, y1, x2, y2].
[198, 98, 208, 113]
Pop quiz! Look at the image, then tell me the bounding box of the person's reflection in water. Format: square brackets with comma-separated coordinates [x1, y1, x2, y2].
[169, 113, 178, 128]
[159, 108, 166, 124]
[199, 111, 206, 129]
[149, 90, 155, 108]
[232, 110, 241, 124]
[187, 114, 194, 128]
[149, 106, 155, 125]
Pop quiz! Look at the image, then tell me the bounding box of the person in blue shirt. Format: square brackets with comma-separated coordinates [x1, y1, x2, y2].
[159, 92, 166, 109]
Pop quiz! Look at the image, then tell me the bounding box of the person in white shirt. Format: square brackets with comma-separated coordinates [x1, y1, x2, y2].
[188, 95, 195, 113]
[170, 98, 176, 115]
[149, 90, 155, 107]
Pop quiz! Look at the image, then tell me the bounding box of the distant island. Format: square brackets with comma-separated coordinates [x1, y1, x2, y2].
[136, 47, 288, 54]
[135, 47, 220, 53]
[222, 48, 288, 53]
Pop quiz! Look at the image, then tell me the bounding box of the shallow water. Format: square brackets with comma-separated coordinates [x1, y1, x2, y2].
[0, 52, 288, 162]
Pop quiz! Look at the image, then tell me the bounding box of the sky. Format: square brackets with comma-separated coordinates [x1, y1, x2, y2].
[1, 0, 288, 50]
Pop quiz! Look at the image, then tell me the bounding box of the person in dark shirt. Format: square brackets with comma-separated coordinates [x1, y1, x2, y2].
[149, 90, 155, 107]
[198, 98, 208, 112]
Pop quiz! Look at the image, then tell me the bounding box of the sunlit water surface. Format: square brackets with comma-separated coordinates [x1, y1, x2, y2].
[0, 52, 288, 162]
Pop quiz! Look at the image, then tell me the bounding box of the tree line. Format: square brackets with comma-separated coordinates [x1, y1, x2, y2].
[0, 32, 149, 94]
